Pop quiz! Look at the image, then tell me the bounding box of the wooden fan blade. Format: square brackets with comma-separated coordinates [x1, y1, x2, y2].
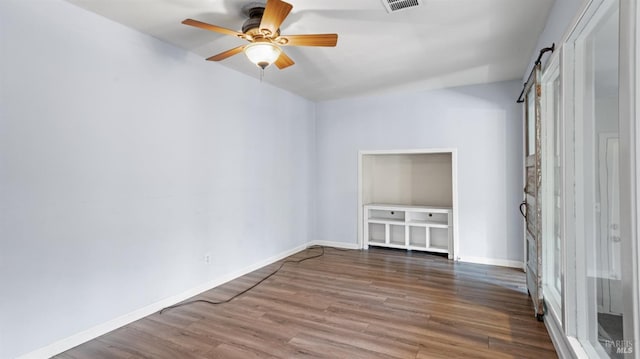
[276, 34, 338, 47]
[206, 45, 246, 61]
[274, 51, 295, 70]
[182, 19, 245, 39]
[260, 0, 293, 37]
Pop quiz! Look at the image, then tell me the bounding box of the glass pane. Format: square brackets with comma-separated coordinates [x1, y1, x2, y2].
[544, 69, 563, 310]
[552, 76, 562, 296]
[576, 2, 623, 357]
[527, 88, 536, 156]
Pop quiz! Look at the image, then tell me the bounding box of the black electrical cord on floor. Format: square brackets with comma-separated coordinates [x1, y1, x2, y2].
[159, 245, 331, 314]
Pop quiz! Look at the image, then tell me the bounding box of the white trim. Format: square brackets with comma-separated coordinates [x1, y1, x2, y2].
[457, 256, 524, 269]
[17, 243, 310, 359]
[357, 148, 459, 261]
[561, 0, 599, 54]
[451, 150, 460, 261]
[635, 0, 640, 352]
[357, 152, 364, 249]
[545, 308, 576, 359]
[566, 336, 590, 359]
[358, 148, 458, 155]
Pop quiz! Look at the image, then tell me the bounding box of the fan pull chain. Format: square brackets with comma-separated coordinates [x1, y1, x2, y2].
[260, 68, 264, 82]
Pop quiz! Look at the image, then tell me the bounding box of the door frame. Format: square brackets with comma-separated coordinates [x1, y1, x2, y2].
[357, 148, 459, 261]
[540, 51, 564, 326]
[563, 0, 639, 355]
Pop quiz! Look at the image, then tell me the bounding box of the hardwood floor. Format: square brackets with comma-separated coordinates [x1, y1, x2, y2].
[57, 247, 557, 358]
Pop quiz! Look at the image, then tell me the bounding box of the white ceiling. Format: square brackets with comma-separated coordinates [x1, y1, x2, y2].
[65, 0, 555, 101]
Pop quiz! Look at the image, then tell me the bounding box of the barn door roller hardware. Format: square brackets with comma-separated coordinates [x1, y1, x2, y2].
[516, 43, 555, 103]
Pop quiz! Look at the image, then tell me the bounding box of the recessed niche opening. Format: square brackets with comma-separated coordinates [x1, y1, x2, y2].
[358, 150, 457, 259]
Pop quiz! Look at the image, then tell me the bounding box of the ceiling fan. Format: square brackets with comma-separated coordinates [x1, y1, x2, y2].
[182, 0, 338, 70]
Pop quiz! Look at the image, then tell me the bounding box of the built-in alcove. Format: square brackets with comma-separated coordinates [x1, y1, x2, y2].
[358, 150, 458, 259]
[362, 153, 452, 206]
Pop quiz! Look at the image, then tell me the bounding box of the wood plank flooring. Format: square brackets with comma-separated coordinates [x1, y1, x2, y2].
[57, 247, 557, 358]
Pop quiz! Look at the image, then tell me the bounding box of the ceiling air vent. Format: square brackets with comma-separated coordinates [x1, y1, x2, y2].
[381, 0, 423, 13]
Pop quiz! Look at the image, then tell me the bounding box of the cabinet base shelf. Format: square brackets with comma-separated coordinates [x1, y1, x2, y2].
[364, 204, 453, 257]
[368, 243, 449, 254]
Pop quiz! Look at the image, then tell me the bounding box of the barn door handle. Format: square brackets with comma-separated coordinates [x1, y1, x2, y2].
[519, 201, 527, 218]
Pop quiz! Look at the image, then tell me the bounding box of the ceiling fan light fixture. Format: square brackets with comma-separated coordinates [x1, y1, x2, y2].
[183, 0, 336, 71]
[244, 42, 282, 69]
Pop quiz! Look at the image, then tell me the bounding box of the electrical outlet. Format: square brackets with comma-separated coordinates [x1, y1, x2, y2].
[204, 253, 211, 264]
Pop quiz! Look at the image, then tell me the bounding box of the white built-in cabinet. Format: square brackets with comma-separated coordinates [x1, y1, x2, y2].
[364, 204, 453, 258]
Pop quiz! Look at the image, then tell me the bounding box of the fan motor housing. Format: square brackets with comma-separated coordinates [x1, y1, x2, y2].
[241, 3, 279, 37]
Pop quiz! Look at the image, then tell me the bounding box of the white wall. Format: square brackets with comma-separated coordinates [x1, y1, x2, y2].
[315, 80, 524, 265]
[0, 1, 315, 358]
[523, 0, 587, 76]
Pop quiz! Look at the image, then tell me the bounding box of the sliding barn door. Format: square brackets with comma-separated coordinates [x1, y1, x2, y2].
[523, 64, 544, 320]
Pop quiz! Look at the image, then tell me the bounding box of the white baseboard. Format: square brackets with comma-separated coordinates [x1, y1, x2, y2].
[309, 240, 360, 250]
[18, 243, 309, 359]
[458, 256, 524, 269]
